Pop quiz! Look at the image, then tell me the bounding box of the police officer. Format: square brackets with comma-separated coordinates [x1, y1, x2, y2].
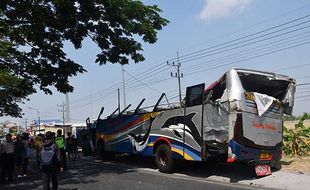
[55, 129, 66, 170]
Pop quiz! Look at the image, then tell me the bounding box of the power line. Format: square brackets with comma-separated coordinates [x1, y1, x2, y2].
[169, 14, 310, 63]
[180, 21, 310, 65]
[185, 40, 310, 76]
[296, 94, 310, 99]
[123, 69, 162, 94]
[182, 31, 310, 73]
[71, 35, 310, 110]
[166, 2, 310, 62]
[69, 14, 310, 109]
[296, 82, 310, 86]
[274, 63, 310, 72]
[69, 14, 310, 113]
[296, 98, 310, 102]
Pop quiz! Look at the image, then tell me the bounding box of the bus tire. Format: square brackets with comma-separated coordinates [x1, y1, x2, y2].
[155, 144, 174, 173]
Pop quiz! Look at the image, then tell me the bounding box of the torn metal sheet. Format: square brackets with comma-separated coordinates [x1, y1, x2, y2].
[203, 103, 229, 143]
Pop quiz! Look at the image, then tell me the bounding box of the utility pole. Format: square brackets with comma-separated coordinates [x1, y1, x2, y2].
[65, 93, 71, 123]
[28, 107, 40, 135]
[168, 52, 183, 105]
[117, 88, 120, 114]
[58, 101, 66, 125]
[23, 118, 28, 131]
[90, 91, 93, 120]
[58, 101, 66, 136]
[121, 65, 126, 109]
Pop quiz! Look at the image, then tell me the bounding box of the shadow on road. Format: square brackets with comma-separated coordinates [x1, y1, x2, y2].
[0, 153, 281, 189]
[109, 154, 272, 183]
[60, 157, 137, 188]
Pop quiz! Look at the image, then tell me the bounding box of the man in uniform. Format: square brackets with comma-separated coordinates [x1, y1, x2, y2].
[55, 129, 66, 170]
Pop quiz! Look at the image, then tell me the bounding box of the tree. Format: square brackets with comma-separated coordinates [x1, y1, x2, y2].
[0, 0, 169, 117]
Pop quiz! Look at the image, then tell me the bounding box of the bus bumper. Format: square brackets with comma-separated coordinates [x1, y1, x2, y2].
[228, 140, 282, 163]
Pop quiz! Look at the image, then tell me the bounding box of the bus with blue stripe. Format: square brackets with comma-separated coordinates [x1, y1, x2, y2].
[87, 68, 295, 176]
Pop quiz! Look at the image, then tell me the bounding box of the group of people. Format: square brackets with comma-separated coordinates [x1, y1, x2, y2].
[0, 129, 81, 190]
[0, 133, 31, 184]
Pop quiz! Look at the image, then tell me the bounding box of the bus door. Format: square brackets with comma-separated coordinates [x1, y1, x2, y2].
[183, 83, 205, 161]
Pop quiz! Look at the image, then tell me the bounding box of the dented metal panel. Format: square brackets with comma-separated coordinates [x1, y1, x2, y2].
[203, 103, 229, 143]
[283, 83, 296, 115]
[205, 68, 295, 152]
[226, 69, 245, 102]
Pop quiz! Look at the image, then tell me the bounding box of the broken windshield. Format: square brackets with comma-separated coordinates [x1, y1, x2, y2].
[238, 72, 290, 100]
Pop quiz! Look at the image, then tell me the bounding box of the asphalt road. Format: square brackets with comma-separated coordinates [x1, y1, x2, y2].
[0, 154, 268, 190]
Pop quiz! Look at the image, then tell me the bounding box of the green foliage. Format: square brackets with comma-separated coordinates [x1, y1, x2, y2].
[0, 69, 35, 117]
[0, 0, 169, 117]
[283, 113, 310, 156]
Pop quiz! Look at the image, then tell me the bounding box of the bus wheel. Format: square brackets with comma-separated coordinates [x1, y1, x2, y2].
[155, 144, 174, 173]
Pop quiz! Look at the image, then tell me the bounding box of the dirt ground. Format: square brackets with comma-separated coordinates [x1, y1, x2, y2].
[284, 120, 310, 129]
[279, 155, 310, 174]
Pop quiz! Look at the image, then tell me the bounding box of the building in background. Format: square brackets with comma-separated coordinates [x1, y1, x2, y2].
[29, 119, 86, 137]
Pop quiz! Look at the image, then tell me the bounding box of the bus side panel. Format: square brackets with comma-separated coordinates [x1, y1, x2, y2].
[149, 107, 203, 161]
[96, 112, 159, 155]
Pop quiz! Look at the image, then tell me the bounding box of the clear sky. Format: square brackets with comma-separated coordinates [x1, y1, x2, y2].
[2, 0, 310, 126]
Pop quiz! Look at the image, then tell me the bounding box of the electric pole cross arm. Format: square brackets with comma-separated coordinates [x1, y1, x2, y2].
[167, 52, 183, 106]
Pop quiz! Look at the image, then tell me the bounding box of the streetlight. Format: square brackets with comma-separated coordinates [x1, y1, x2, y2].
[28, 107, 40, 135]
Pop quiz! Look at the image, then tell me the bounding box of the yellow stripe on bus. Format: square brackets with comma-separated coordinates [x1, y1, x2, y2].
[171, 147, 193, 161]
[147, 143, 154, 147]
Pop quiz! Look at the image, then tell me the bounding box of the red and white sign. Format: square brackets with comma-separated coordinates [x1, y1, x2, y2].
[255, 164, 272, 176]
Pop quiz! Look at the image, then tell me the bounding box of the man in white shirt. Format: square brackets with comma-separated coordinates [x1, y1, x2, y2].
[0, 133, 15, 184]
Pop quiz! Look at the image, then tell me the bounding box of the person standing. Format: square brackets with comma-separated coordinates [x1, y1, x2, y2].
[0, 134, 15, 184]
[40, 131, 63, 190]
[72, 135, 80, 159]
[34, 135, 43, 167]
[55, 129, 66, 170]
[14, 135, 25, 178]
[65, 132, 73, 160]
[22, 133, 31, 176]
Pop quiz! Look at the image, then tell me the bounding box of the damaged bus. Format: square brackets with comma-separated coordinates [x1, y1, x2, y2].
[87, 68, 296, 176]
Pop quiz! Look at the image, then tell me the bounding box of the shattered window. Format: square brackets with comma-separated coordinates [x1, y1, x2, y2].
[185, 83, 205, 107]
[205, 77, 226, 102]
[238, 72, 290, 100]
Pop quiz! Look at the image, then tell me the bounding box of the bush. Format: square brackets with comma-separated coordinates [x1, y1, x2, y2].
[283, 113, 310, 156]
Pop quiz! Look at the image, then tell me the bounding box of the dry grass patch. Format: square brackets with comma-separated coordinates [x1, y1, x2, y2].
[279, 155, 310, 174]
